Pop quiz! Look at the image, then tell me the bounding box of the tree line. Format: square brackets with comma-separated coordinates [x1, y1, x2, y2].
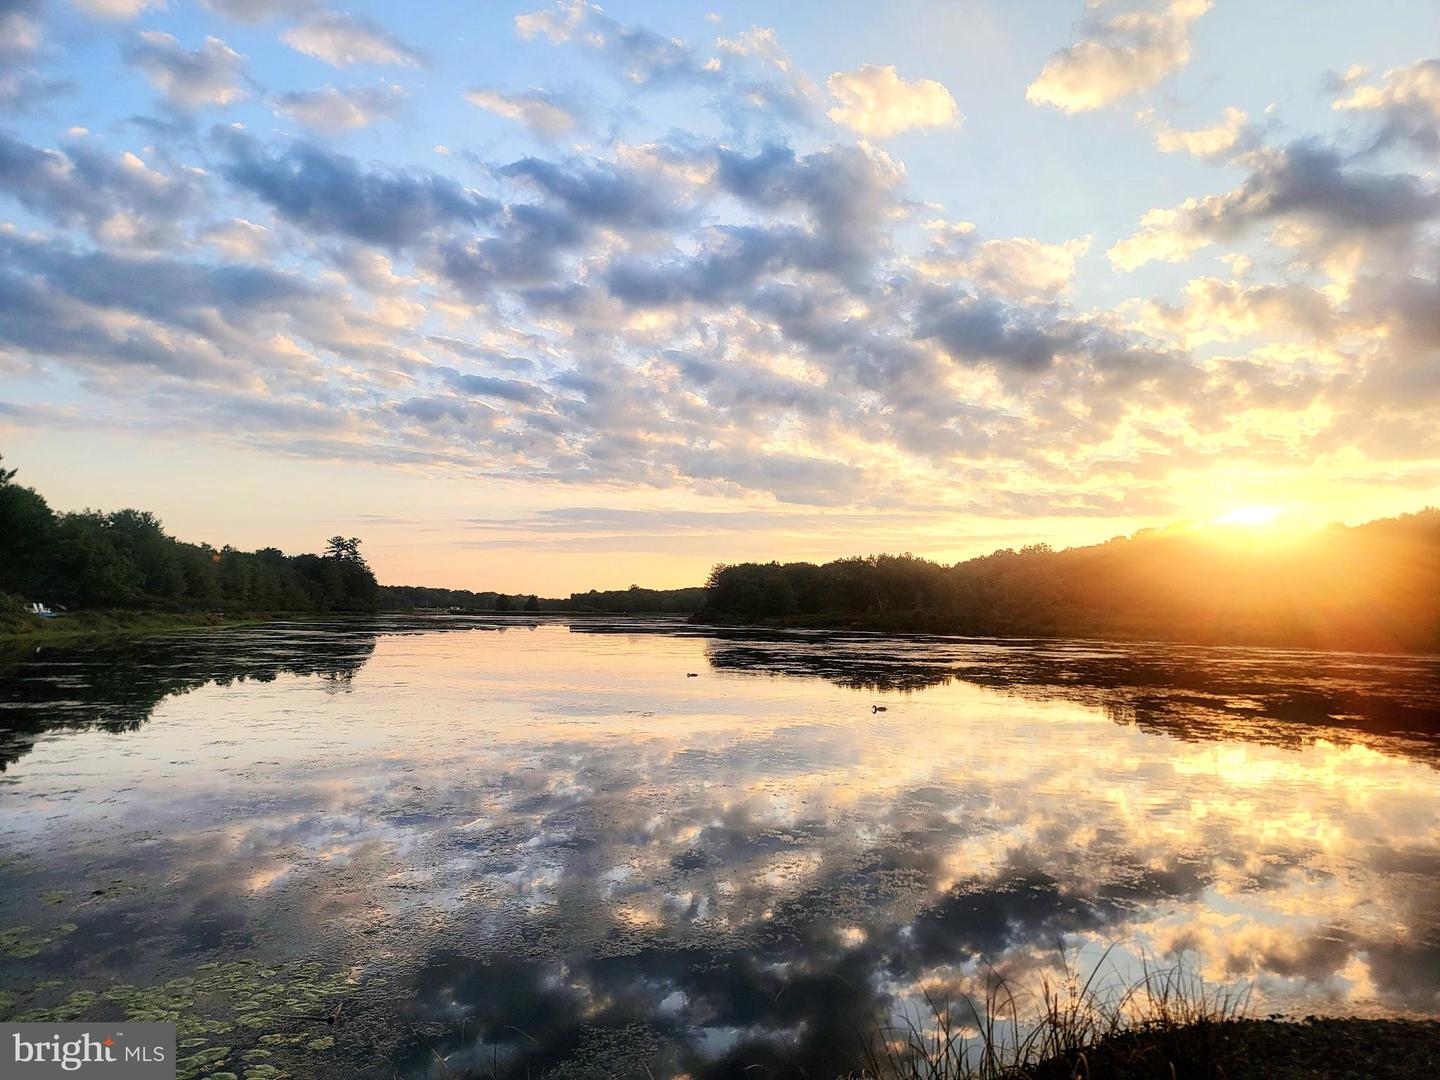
[0, 455, 379, 615]
[379, 586, 541, 613]
[696, 510, 1440, 653]
[378, 584, 706, 614]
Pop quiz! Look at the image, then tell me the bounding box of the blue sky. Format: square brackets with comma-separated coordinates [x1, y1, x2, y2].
[2, 0, 1439, 590]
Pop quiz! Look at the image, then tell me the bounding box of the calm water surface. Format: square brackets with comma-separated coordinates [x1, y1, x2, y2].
[1, 619, 1438, 1078]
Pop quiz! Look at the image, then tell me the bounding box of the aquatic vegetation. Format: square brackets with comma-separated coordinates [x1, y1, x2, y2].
[1, 960, 351, 1080]
[0, 922, 76, 959]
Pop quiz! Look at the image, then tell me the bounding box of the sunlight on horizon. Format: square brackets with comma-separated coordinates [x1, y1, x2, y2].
[0, 0, 1437, 591]
[1211, 505, 1286, 528]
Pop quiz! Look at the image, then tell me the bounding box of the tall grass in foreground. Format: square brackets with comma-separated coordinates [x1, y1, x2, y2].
[856, 952, 1250, 1080]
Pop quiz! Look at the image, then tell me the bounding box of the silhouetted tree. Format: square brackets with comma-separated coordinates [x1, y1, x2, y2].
[695, 512, 1440, 653]
[326, 536, 362, 561]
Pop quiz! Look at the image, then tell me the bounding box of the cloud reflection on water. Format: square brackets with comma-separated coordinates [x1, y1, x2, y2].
[0, 620, 1437, 1077]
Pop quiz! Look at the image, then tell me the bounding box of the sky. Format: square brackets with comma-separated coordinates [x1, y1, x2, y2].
[1, 0, 1438, 592]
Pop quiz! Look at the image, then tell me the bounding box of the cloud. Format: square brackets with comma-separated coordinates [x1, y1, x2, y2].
[710, 140, 905, 271]
[513, 0, 589, 44]
[676, 448, 865, 506]
[197, 217, 271, 260]
[0, 73, 73, 115]
[10, 2, 1440, 517]
[201, 0, 316, 22]
[1333, 58, 1440, 154]
[517, 1, 700, 86]
[913, 287, 1087, 372]
[0, 230, 324, 384]
[499, 155, 691, 230]
[71, 0, 164, 19]
[124, 32, 249, 113]
[1027, 0, 1211, 113]
[0, 131, 204, 248]
[0, 0, 71, 113]
[271, 84, 406, 133]
[825, 64, 960, 137]
[215, 130, 499, 249]
[917, 221, 1091, 298]
[1110, 141, 1440, 270]
[713, 26, 822, 124]
[0, 0, 42, 59]
[437, 366, 547, 405]
[1141, 276, 1338, 348]
[436, 203, 587, 298]
[601, 146, 892, 305]
[1138, 105, 1249, 158]
[513, 1, 819, 127]
[281, 13, 424, 68]
[464, 87, 579, 138]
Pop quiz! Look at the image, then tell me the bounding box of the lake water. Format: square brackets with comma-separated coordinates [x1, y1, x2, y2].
[1, 618, 1438, 1078]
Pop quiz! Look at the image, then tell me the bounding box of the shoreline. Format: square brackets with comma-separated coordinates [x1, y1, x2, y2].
[689, 611, 1440, 656]
[0, 609, 300, 648]
[1020, 1016, 1440, 1080]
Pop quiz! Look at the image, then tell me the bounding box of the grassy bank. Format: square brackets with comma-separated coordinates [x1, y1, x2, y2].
[0, 606, 286, 647]
[1030, 1017, 1440, 1080]
[858, 1016, 1440, 1079]
[851, 959, 1440, 1080]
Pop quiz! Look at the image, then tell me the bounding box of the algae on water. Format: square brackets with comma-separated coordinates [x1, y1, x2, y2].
[1, 959, 351, 1080]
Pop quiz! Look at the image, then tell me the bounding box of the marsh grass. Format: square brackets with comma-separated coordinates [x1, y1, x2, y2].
[856, 949, 1250, 1080]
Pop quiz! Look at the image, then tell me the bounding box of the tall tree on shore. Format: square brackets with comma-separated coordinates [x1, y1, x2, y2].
[326, 536, 363, 562]
[0, 454, 380, 614]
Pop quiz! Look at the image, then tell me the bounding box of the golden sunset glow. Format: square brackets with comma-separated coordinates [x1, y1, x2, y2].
[0, 1, 1436, 592]
[3, 4, 1440, 1077]
[1211, 505, 1285, 528]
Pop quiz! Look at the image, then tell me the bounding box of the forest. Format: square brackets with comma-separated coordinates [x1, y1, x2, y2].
[378, 586, 541, 613]
[0, 456, 379, 616]
[378, 584, 706, 614]
[696, 509, 1440, 653]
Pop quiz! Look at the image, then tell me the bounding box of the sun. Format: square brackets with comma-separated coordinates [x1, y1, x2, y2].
[1210, 505, 1284, 527]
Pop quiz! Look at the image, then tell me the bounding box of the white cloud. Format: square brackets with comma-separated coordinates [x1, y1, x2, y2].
[15, 3, 1440, 522]
[464, 87, 578, 138]
[281, 13, 423, 69]
[1138, 105, 1248, 157]
[272, 84, 406, 133]
[1027, 0, 1211, 114]
[125, 32, 248, 113]
[201, 0, 315, 23]
[514, 0, 591, 44]
[0, 5, 41, 57]
[1333, 58, 1440, 153]
[1109, 142, 1440, 271]
[825, 64, 960, 137]
[1109, 200, 1214, 271]
[71, 0, 164, 20]
[197, 217, 271, 260]
[918, 221, 1091, 298]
